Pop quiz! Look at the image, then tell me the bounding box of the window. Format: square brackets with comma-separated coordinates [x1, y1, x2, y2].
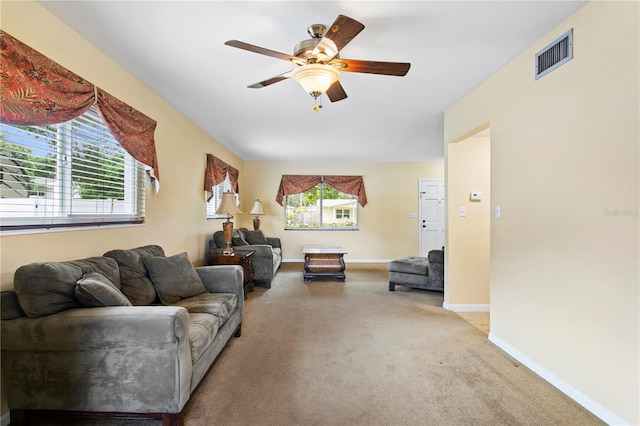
[335, 208, 351, 220]
[206, 175, 233, 219]
[0, 106, 146, 230]
[284, 183, 359, 230]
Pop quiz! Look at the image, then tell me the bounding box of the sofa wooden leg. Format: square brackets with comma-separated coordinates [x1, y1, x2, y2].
[162, 412, 184, 426]
[389, 282, 396, 291]
[234, 324, 242, 338]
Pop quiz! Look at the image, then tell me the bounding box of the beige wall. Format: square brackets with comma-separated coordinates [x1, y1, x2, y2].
[445, 1, 639, 423]
[446, 132, 491, 307]
[243, 161, 444, 261]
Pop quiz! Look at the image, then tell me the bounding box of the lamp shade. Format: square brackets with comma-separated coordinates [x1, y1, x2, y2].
[292, 64, 339, 96]
[215, 191, 242, 216]
[249, 199, 265, 215]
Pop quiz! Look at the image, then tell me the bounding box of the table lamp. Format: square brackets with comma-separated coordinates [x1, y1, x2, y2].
[249, 199, 265, 230]
[215, 191, 242, 255]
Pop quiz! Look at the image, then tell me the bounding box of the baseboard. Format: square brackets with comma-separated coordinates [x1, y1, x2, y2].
[282, 259, 392, 263]
[488, 332, 629, 426]
[1, 412, 9, 426]
[442, 303, 490, 312]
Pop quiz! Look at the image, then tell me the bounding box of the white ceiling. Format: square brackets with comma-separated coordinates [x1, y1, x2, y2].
[40, 1, 587, 163]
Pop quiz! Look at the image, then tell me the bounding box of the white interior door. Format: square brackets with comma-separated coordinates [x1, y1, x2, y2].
[419, 179, 445, 257]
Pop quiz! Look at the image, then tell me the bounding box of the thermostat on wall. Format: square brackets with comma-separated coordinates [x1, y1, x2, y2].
[470, 191, 483, 201]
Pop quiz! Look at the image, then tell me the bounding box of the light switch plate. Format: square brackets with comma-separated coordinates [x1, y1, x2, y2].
[459, 207, 466, 217]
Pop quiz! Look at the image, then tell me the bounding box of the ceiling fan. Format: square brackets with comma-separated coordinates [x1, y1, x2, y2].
[225, 15, 411, 106]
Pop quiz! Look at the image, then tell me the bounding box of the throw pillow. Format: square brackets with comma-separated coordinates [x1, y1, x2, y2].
[75, 272, 132, 307]
[231, 229, 248, 246]
[244, 229, 269, 245]
[144, 252, 207, 304]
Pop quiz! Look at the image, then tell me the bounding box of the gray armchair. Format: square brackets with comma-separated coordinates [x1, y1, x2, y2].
[209, 228, 282, 288]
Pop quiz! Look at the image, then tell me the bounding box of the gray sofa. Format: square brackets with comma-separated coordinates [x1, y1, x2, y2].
[0, 245, 244, 426]
[209, 228, 282, 288]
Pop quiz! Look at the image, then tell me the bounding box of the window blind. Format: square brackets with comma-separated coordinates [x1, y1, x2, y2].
[0, 107, 145, 230]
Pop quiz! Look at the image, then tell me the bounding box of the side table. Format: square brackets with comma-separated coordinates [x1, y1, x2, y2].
[209, 250, 255, 298]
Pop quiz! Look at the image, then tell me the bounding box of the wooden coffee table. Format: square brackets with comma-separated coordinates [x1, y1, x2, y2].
[303, 246, 347, 282]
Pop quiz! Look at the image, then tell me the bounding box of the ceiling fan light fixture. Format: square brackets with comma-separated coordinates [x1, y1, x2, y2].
[292, 63, 339, 97]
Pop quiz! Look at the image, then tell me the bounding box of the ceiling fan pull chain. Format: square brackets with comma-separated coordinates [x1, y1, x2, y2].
[312, 95, 323, 113]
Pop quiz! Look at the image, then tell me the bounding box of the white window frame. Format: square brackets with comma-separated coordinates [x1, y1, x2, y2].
[335, 208, 351, 220]
[0, 107, 146, 232]
[284, 183, 359, 231]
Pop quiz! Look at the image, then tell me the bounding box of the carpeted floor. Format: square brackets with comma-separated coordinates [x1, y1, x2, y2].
[23, 262, 603, 426]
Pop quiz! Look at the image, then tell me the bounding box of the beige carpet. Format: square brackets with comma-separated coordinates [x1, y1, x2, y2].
[24, 263, 603, 426]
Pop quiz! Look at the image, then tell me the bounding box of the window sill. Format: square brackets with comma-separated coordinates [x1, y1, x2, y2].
[1, 222, 145, 237]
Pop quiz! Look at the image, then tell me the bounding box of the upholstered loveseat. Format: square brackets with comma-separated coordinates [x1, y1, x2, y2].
[209, 228, 282, 288]
[0, 245, 243, 426]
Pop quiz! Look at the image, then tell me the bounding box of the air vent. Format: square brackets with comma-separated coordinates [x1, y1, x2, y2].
[535, 29, 573, 80]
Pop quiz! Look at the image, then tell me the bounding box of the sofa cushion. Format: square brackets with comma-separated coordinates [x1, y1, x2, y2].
[103, 245, 165, 305]
[232, 229, 248, 246]
[244, 229, 269, 245]
[75, 272, 132, 307]
[273, 247, 282, 268]
[144, 252, 207, 304]
[188, 313, 220, 363]
[14, 257, 121, 318]
[0, 291, 25, 320]
[387, 256, 430, 275]
[173, 292, 238, 325]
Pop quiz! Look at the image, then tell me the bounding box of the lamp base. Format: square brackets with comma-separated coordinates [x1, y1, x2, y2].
[222, 220, 235, 256]
[253, 217, 260, 231]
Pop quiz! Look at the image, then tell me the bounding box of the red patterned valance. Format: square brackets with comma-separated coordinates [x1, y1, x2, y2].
[276, 175, 367, 207]
[204, 154, 239, 201]
[0, 30, 160, 188]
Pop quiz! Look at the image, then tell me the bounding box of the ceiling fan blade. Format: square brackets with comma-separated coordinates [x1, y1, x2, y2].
[335, 58, 411, 76]
[247, 71, 293, 89]
[326, 80, 348, 102]
[225, 40, 297, 62]
[313, 15, 365, 60]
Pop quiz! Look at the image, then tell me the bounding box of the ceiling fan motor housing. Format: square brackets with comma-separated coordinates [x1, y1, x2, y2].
[307, 24, 327, 38]
[294, 39, 320, 61]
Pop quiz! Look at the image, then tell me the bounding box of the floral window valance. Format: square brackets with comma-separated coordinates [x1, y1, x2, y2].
[276, 175, 367, 207]
[204, 154, 239, 201]
[0, 30, 160, 189]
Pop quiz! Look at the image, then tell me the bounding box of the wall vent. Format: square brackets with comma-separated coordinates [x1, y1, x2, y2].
[535, 29, 573, 80]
